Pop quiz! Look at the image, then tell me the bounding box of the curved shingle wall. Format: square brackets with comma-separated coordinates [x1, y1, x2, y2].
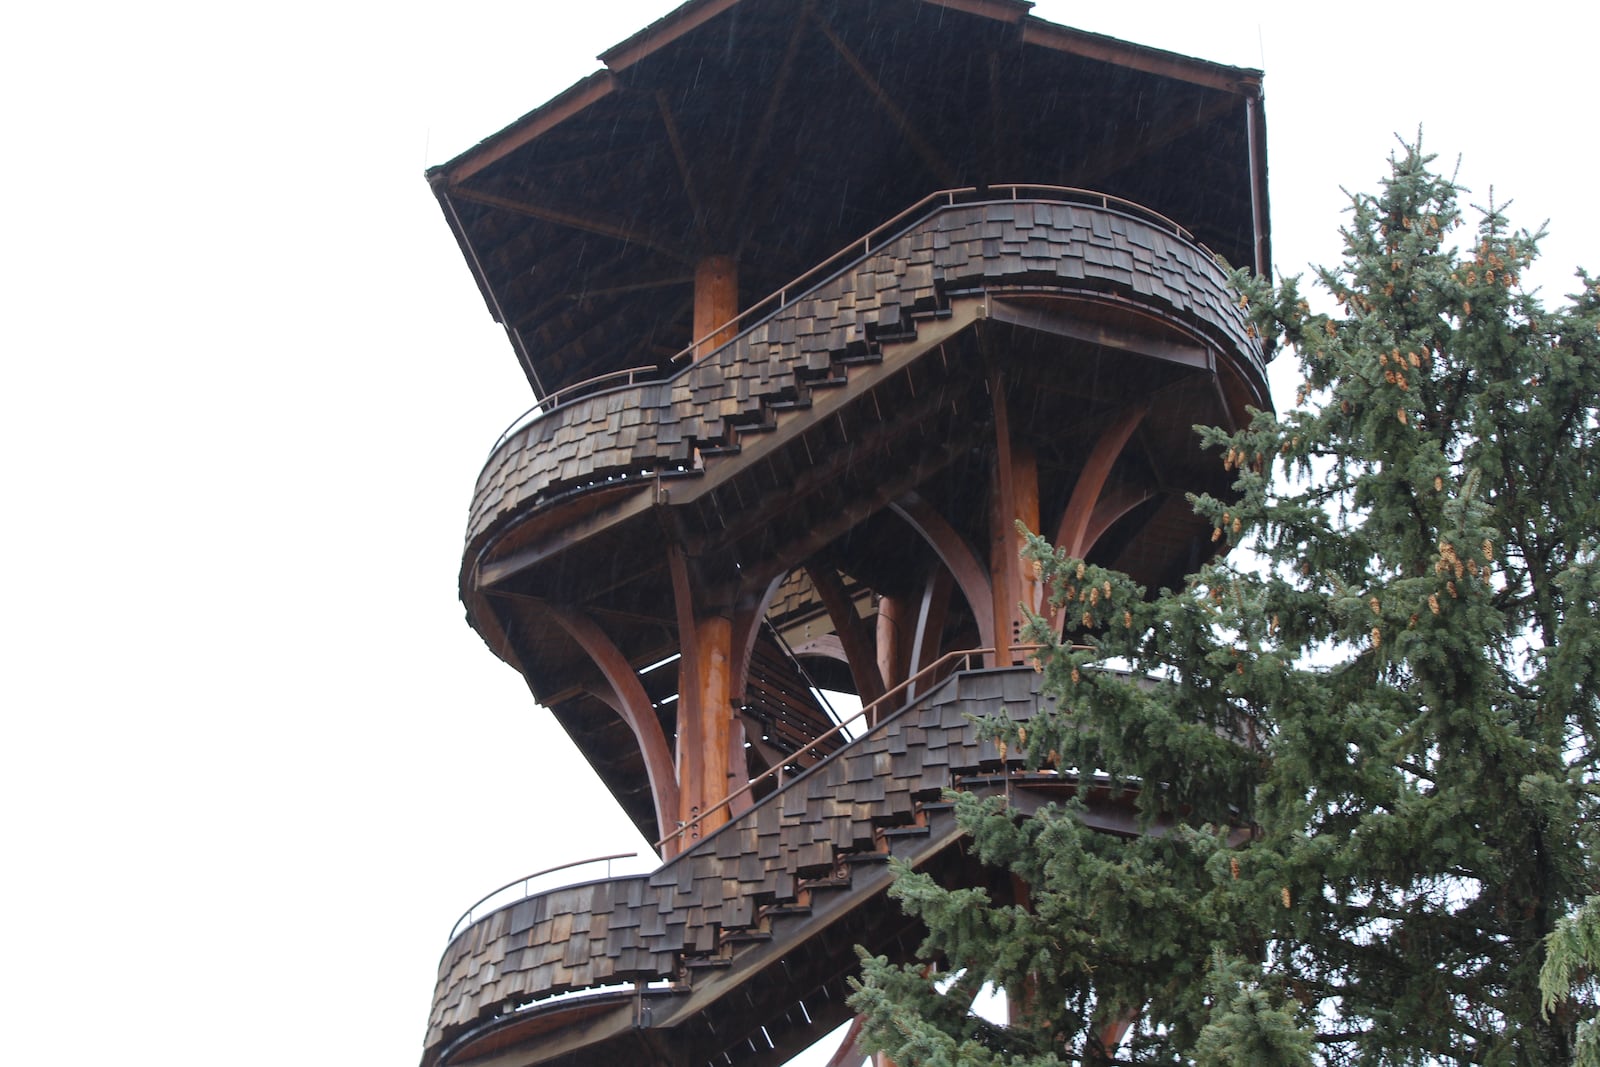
[425, 666, 1056, 1056]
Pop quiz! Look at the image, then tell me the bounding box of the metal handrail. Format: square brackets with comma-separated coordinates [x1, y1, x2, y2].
[447, 852, 640, 942]
[655, 643, 1073, 852]
[442, 645, 1082, 946]
[483, 185, 1210, 458]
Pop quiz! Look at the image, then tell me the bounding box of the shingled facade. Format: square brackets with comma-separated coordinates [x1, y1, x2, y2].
[422, 1, 1269, 1064]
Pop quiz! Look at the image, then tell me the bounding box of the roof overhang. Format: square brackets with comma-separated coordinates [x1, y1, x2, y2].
[428, 0, 1268, 397]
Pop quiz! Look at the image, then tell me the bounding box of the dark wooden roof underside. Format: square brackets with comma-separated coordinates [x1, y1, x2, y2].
[428, 0, 1267, 397]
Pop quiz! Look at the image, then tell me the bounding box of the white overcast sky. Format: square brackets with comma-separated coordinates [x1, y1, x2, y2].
[3, 3, 1596, 1065]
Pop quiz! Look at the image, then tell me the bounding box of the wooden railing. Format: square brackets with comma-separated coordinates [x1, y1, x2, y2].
[437, 645, 1074, 946]
[655, 643, 1073, 851]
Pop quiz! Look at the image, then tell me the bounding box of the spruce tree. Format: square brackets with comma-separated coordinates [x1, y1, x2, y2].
[850, 144, 1600, 1065]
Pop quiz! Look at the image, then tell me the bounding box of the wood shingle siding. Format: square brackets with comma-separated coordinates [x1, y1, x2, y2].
[425, 666, 1068, 1057]
[464, 198, 1260, 561]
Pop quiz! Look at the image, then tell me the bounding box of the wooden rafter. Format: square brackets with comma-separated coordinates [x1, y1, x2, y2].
[1073, 91, 1242, 191]
[655, 89, 709, 247]
[809, 9, 959, 188]
[432, 71, 616, 184]
[730, 4, 811, 233]
[448, 185, 689, 263]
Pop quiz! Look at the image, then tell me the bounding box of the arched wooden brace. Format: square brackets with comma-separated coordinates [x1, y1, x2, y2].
[905, 565, 953, 701]
[1078, 484, 1156, 560]
[791, 633, 848, 664]
[890, 493, 996, 662]
[543, 603, 680, 853]
[822, 1016, 867, 1067]
[1051, 402, 1151, 639]
[803, 563, 886, 705]
[724, 571, 788, 820]
[1054, 401, 1150, 557]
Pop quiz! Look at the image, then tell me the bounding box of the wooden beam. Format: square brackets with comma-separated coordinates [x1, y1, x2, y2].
[431, 71, 617, 184]
[655, 89, 709, 247]
[924, 0, 1032, 23]
[1020, 20, 1262, 95]
[1055, 402, 1149, 557]
[730, 7, 810, 229]
[809, 10, 959, 188]
[876, 594, 910, 695]
[446, 185, 689, 263]
[906, 565, 953, 700]
[804, 564, 885, 705]
[540, 602, 681, 849]
[600, 0, 746, 72]
[989, 374, 1041, 666]
[693, 254, 739, 358]
[667, 545, 737, 847]
[890, 493, 996, 659]
[983, 297, 1210, 369]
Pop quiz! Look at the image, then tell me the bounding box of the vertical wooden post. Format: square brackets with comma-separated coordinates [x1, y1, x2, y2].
[875, 594, 907, 698]
[677, 613, 735, 842]
[693, 254, 739, 358]
[990, 376, 1042, 666]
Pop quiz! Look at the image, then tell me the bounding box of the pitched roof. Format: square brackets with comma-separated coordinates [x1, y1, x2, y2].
[427, 0, 1268, 396]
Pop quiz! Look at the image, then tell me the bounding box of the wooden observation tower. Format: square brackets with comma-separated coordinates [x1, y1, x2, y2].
[421, 1, 1269, 1064]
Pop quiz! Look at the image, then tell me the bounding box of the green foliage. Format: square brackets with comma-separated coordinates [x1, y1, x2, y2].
[850, 144, 1600, 1064]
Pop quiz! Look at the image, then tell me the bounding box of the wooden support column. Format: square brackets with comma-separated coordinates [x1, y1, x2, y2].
[875, 594, 909, 697]
[677, 613, 735, 843]
[693, 254, 739, 358]
[668, 547, 739, 848]
[990, 375, 1042, 666]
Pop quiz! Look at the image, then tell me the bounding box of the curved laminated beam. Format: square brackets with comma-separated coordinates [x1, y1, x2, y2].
[544, 604, 680, 847]
[731, 571, 787, 703]
[1054, 401, 1150, 558]
[804, 564, 885, 704]
[823, 1016, 867, 1067]
[724, 572, 789, 820]
[906, 565, 954, 700]
[890, 493, 996, 655]
[1080, 484, 1157, 560]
